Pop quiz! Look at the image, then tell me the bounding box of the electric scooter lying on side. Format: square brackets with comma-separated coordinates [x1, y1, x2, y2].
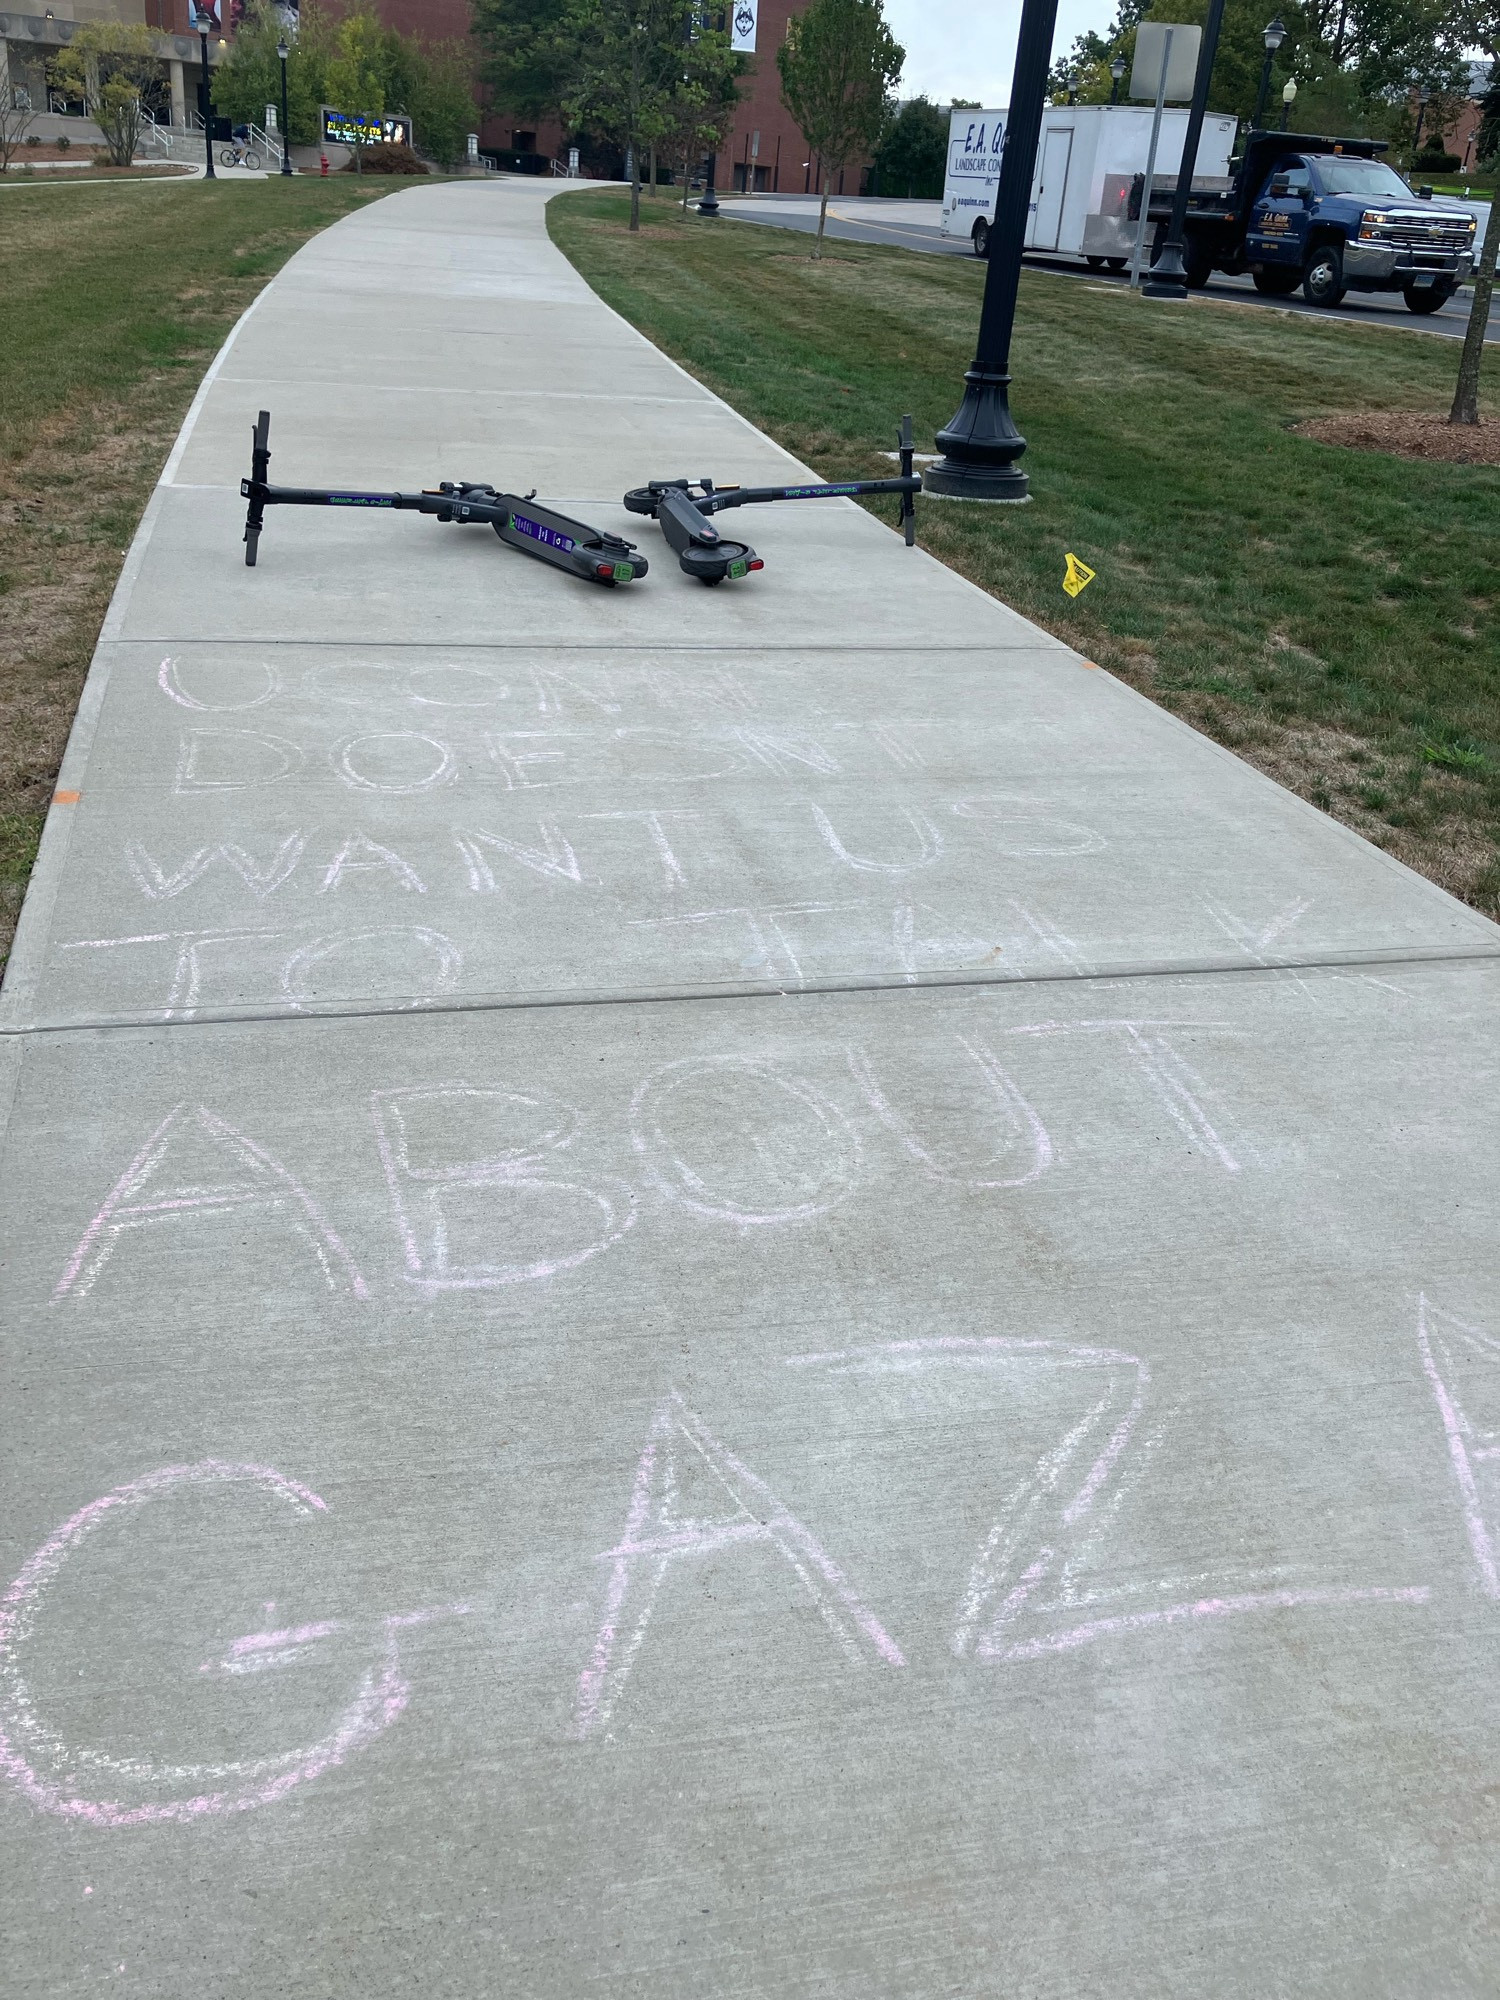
[239, 410, 648, 586]
[622, 415, 922, 584]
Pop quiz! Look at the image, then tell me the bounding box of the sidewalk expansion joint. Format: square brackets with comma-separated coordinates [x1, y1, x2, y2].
[4, 943, 1497, 1041]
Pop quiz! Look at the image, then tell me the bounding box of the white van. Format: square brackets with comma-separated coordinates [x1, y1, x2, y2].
[941, 103, 1239, 262]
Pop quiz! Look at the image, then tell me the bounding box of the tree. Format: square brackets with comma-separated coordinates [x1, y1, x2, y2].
[383, 34, 480, 169]
[778, 0, 904, 258]
[1121, 0, 1465, 131]
[213, 0, 322, 146]
[1449, 206, 1497, 425]
[1450, 11, 1498, 425]
[872, 96, 946, 198]
[661, 25, 740, 207]
[472, 0, 581, 127]
[565, 0, 724, 230]
[1474, 62, 1500, 165]
[324, 7, 386, 171]
[1048, 0, 1146, 105]
[0, 71, 38, 173]
[48, 23, 163, 167]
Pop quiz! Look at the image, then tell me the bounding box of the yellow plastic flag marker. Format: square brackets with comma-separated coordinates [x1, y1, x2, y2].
[1063, 552, 1096, 598]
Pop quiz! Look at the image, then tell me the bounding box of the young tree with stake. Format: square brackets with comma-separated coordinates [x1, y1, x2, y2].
[777, 0, 903, 258]
[325, 10, 386, 172]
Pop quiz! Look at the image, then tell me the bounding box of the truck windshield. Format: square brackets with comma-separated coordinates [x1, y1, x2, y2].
[1314, 158, 1414, 199]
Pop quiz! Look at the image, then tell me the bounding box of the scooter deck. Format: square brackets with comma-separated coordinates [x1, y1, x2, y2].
[240, 410, 646, 585]
[621, 416, 921, 582]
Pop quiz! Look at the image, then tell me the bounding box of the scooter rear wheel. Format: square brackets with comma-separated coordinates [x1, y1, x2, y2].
[678, 539, 758, 585]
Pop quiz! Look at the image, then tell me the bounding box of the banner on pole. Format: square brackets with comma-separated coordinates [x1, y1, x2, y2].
[730, 0, 757, 52]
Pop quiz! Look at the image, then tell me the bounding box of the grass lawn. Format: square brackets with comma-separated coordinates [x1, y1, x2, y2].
[0, 175, 405, 959]
[550, 189, 1500, 921]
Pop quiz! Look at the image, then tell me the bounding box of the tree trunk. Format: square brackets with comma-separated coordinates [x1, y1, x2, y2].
[629, 157, 641, 230]
[1450, 211, 1498, 426]
[648, 144, 656, 197]
[814, 172, 829, 260]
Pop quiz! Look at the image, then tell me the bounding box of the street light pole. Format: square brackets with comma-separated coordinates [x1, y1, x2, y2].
[194, 5, 214, 179]
[697, 7, 721, 215]
[921, 0, 1060, 502]
[276, 37, 292, 175]
[1141, 0, 1227, 299]
[1251, 15, 1285, 130]
[1280, 78, 1296, 130]
[1109, 54, 1126, 104]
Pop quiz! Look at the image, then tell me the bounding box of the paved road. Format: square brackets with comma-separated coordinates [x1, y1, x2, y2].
[722, 191, 1500, 343]
[2, 179, 1498, 1997]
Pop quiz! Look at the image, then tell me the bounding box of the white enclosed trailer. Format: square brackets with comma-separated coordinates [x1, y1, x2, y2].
[940, 103, 1239, 261]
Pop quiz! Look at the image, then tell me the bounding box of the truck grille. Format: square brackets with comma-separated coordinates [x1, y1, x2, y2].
[1380, 217, 1472, 252]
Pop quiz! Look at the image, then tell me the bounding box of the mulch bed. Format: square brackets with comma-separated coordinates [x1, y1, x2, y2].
[1295, 409, 1500, 465]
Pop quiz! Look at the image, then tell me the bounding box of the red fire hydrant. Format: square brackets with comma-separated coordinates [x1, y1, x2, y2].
[319, 152, 329, 177]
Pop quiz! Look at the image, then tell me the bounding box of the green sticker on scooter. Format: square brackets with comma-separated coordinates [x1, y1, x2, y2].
[728, 559, 748, 579]
[615, 562, 634, 581]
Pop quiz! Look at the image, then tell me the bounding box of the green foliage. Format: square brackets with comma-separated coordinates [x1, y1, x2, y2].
[1477, 64, 1500, 165]
[1050, 0, 1468, 134]
[778, 0, 903, 252]
[213, 1, 478, 166]
[1129, 0, 1465, 131]
[48, 22, 162, 167]
[873, 96, 947, 198]
[385, 36, 480, 167]
[212, 0, 321, 145]
[563, 0, 741, 226]
[324, 10, 386, 124]
[472, 0, 581, 124]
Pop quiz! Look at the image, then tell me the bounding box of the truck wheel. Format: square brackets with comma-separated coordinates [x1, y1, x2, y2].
[972, 219, 989, 259]
[1252, 267, 1299, 296]
[1301, 244, 1346, 308]
[1105, 257, 1128, 272]
[1086, 255, 1105, 269]
[1185, 256, 1212, 289]
[1403, 283, 1454, 315]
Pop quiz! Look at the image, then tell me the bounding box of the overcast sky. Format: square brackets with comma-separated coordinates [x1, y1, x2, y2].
[883, 0, 1138, 108]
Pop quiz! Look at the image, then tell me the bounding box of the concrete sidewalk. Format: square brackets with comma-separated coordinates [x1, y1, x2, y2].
[1, 180, 1497, 1997]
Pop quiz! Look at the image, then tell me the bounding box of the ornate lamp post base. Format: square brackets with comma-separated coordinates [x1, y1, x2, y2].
[1141, 239, 1189, 298]
[922, 366, 1032, 502]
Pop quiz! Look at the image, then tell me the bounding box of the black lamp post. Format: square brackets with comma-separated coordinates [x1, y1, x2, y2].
[1251, 15, 1285, 130]
[194, 4, 215, 178]
[1141, 0, 1227, 299]
[697, 8, 720, 214]
[276, 37, 292, 175]
[1412, 88, 1430, 150]
[922, 0, 1059, 502]
[1065, 67, 1078, 105]
[1280, 77, 1296, 129]
[1109, 54, 1126, 104]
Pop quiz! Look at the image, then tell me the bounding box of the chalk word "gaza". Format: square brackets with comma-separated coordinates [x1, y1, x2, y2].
[4, 1310, 1460, 1826]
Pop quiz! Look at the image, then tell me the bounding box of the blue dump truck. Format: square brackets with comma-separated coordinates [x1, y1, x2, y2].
[1135, 130, 1477, 314]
